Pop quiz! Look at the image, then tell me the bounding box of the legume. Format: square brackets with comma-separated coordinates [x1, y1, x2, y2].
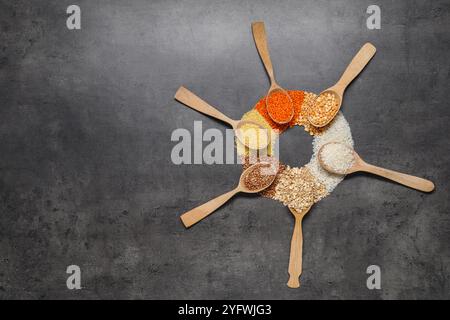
[266, 91, 293, 123]
[308, 92, 340, 127]
[255, 90, 304, 131]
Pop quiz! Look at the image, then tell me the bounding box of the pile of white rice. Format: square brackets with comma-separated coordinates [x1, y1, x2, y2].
[306, 112, 354, 192]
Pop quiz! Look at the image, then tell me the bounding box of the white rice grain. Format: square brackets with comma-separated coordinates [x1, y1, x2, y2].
[306, 112, 354, 192]
[320, 143, 354, 174]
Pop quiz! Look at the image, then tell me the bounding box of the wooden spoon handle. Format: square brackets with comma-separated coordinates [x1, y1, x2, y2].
[287, 216, 303, 288]
[252, 21, 276, 83]
[174, 86, 235, 126]
[180, 187, 240, 228]
[362, 163, 435, 193]
[335, 43, 376, 92]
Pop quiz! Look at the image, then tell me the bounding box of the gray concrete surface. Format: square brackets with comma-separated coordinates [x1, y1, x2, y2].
[0, 0, 449, 299]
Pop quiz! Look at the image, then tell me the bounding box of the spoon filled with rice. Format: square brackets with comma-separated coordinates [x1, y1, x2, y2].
[318, 142, 435, 192]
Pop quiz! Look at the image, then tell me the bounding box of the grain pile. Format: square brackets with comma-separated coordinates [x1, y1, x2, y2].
[241, 155, 285, 198]
[308, 91, 340, 127]
[254, 90, 304, 131]
[238, 122, 269, 150]
[272, 166, 328, 211]
[319, 143, 355, 174]
[243, 163, 277, 191]
[308, 112, 354, 192]
[266, 91, 293, 123]
[295, 92, 327, 136]
[238, 90, 354, 210]
[236, 110, 278, 157]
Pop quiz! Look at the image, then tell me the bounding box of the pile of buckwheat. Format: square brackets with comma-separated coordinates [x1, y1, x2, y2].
[243, 163, 278, 191]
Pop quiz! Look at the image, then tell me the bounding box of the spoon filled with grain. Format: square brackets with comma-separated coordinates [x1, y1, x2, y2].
[252, 21, 294, 124]
[180, 162, 278, 228]
[175, 86, 270, 150]
[308, 43, 377, 127]
[318, 142, 435, 192]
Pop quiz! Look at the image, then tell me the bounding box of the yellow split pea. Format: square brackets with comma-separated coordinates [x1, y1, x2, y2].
[308, 92, 340, 126]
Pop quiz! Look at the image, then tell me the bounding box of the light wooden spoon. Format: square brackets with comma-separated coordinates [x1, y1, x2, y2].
[175, 86, 270, 150]
[180, 162, 277, 228]
[252, 21, 294, 124]
[308, 43, 377, 127]
[318, 142, 435, 192]
[287, 205, 312, 288]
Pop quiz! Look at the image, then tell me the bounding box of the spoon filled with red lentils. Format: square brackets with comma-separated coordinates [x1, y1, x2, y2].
[252, 21, 294, 124]
[308, 43, 377, 127]
[180, 162, 279, 228]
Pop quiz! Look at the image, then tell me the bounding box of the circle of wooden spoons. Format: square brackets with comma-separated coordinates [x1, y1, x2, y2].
[251, 21, 294, 124]
[318, 142, 435, 193]
[308, 43, 377, 128]
[174, 86, 270, 150]
[180, 162, 278, 228]
[287, 205, 312, 288]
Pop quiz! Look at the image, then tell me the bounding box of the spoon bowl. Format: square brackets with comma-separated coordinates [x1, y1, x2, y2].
[265, 87, 294, 125]
[235, 119, 271, 150]
[239, 161, 278, 193]
[317, 142, 355, 175]
[318, 142, 435, 193]
[180, 162, 278, 227]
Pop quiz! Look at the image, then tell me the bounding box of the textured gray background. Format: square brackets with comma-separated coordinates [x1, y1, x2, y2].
[0, 0, 449, 299]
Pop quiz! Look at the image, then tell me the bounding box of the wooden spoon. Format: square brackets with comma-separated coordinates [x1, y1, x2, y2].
[180, 162, 277, 228]
[175, 86, 270, 150]
[287, 205, 312, 288]
[308, 43, 377, 127]
[318, 142, 435, 192]
[251, 21, 294, 124]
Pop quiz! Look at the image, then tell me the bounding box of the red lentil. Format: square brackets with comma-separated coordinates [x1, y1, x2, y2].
[266, 91, 293, 123]
[255, 90, 304, 132]
[287, 90, 304, 127]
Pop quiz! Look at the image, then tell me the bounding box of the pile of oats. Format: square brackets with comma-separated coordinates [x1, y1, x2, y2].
[272, 166, 328, 211]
